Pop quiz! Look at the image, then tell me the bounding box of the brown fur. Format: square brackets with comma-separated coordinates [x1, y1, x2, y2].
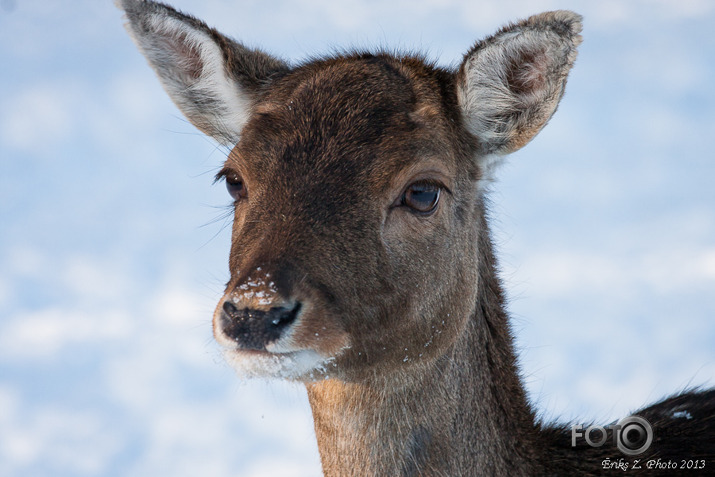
[118, 1, 715, 475]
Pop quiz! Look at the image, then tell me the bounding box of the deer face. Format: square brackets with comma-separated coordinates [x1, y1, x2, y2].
[119, 0, 581, 380]
[212, 58, 482, 380]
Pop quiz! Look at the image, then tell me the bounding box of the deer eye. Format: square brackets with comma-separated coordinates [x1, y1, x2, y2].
[226, 175, 247, 201]
[401, 181, 441, 214]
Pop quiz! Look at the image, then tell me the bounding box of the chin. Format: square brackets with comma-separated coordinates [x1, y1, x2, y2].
[222, 348, 338, 382]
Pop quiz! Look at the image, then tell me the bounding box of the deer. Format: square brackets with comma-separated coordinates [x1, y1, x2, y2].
[118, 1, 715, 475]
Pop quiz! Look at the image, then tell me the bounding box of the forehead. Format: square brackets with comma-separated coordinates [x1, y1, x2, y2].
[230, 54, 459, 184]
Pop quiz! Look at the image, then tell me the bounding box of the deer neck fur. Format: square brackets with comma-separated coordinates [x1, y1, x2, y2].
[306, 208, 543, 476]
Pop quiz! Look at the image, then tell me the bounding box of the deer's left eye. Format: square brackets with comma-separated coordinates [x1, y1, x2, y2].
[401, 181, 441, 214]
[226, 176, 247, 201]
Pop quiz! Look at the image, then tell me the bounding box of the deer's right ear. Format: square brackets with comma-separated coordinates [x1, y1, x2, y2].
[117, 0, 289, 145]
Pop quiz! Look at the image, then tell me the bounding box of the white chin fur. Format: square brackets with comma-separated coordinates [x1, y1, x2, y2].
[223, 348, 335, 381]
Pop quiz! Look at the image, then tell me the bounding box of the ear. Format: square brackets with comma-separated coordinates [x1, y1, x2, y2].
[457, 10, 582, 158]
[117, 0, 289, 145]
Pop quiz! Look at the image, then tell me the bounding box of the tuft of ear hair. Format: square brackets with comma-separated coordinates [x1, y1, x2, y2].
[117, 0, 288, 145]
[457, 11, 582, 165]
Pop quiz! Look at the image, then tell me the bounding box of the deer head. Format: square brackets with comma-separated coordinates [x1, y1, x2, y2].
[119, 0, 582, 382]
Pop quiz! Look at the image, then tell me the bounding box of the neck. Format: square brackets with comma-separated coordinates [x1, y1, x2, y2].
[305, 215, 544, 476]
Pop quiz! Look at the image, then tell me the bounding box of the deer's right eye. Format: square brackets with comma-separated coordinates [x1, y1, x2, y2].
[226, 176, 247, 201]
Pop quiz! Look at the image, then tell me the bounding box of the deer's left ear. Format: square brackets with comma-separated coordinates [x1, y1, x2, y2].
[457, 11, 582, 158]
[118, 0, 289, 145]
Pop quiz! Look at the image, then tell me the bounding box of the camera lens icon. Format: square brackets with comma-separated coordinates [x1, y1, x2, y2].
[616, 416, 653, 456]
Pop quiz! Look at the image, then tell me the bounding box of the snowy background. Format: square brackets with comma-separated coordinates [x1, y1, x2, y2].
[1, 0, 714, 475]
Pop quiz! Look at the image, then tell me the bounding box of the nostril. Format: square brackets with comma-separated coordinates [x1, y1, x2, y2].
[268, 303, 301, 328]
[220, 301, 302, 350]
[223, 300, 239, 317]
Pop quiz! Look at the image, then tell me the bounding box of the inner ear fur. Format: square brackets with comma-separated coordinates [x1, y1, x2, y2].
[118, 0, 289, 145]
[457, 10, 583, 156]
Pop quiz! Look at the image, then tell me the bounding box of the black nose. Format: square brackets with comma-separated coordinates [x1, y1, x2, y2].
[220, 301, 301, 350]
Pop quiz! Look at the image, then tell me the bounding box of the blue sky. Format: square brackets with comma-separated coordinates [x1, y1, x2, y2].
[1, 0, 714, 475]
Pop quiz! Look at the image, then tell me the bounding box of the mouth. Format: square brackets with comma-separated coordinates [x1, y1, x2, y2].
[221, 347, 336, 381]
[213, 297, 349, 380]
